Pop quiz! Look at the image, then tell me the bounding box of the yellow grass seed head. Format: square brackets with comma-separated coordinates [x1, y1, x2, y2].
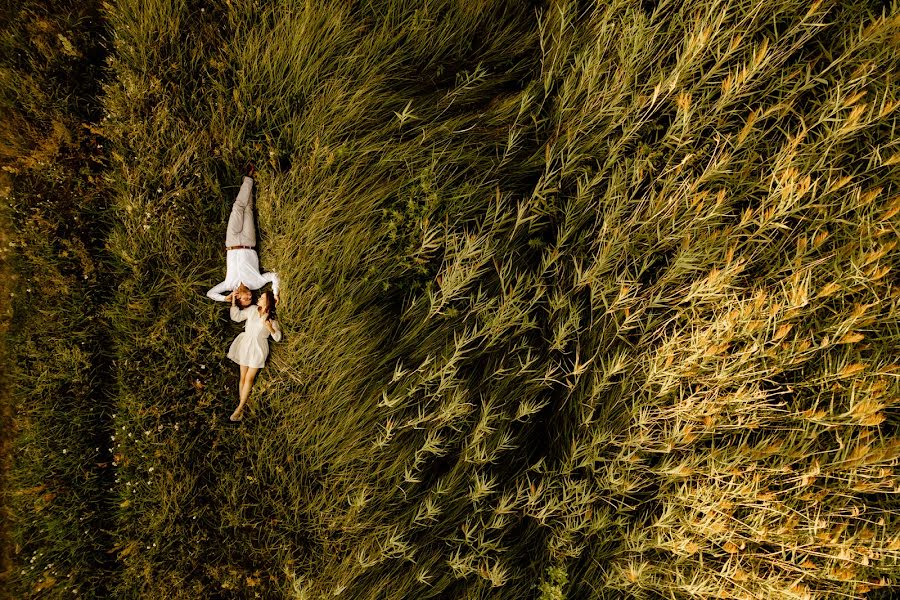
[829, 174, 853, 193]
[816, 281, 841, 298]
[838, 362, 867, 378]
[773, 323, 793, 341]
[858, 412, 886, 426]
[867, 264, 891, 281]
[812, 229, 829, 248]
[838, 331, 865, 344]
[879, 195, 900, 221]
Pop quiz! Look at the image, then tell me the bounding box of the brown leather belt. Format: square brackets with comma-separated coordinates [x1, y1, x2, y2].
[226, 245, 255, 251]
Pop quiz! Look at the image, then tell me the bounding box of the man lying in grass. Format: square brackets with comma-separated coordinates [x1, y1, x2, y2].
[206, 173, 281, 307]
[227, 288, 281, 421]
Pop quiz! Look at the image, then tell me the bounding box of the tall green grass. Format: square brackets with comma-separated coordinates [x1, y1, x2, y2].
[100, 0, 900, 598]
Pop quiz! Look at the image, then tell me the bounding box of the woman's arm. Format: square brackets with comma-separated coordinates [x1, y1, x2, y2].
[266, 318, 282, 342]
[230, 294, 249, 322]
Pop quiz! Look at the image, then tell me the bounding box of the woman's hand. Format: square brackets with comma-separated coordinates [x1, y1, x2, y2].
[265, 317, 282, 342]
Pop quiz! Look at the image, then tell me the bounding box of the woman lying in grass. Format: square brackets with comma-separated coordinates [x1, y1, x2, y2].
[227, 289, 281, 421]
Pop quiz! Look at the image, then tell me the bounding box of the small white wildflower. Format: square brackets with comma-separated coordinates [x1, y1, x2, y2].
[62, 449, 67, 454]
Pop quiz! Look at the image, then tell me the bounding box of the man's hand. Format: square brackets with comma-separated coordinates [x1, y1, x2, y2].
[224, 292, 233, 302]
[274, 293, 280, 306]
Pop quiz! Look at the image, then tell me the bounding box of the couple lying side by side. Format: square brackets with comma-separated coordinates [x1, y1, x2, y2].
[207, 175, 281, 422]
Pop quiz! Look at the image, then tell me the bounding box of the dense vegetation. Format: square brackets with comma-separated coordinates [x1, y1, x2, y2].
[0, 0, 116, 596]
[1, 0, 899, 598]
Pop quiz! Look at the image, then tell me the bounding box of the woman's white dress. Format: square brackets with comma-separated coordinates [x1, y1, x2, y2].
[227, 305, 281, 368]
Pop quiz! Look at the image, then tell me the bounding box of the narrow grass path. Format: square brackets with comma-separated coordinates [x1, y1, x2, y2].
[0, 1, 119, 597]
[0, 172, 14, 596]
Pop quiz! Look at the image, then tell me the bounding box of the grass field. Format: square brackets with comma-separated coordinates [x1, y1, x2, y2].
[0, 0, 117, 597]
[2, 0, 900, 598]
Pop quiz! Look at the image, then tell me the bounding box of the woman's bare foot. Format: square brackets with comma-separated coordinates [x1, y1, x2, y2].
[230, 408, 243, 421]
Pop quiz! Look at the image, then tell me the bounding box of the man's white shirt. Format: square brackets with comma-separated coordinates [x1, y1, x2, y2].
[207, 248, 280, 301]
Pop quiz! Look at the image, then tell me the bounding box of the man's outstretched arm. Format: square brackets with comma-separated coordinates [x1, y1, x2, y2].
[262, 271, 280, 301]
[207, 280, 231, 302]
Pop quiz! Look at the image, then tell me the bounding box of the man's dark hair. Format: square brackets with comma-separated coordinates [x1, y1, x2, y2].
[235, 286, 254, 309]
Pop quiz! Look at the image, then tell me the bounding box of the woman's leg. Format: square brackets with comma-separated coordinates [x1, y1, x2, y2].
[241, 368, 260, 404]
[231, 366, 259, 420]
[231, 365, 249, 421]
